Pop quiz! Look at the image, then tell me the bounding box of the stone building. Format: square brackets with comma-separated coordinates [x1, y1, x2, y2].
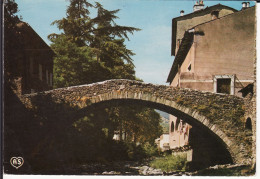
[8, 21, 54, 94]
[166, 1, 255, 168]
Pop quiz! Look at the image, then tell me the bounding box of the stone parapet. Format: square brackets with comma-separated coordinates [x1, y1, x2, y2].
[20, 79, 251, 164]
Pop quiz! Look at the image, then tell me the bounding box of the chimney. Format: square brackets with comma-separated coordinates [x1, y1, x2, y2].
[180, 10, 184, 16]
[242, 2, 247, 10]
[193, 0, 204, 12]
[211, 11, 219, 20]
[242, 2, 250, 10]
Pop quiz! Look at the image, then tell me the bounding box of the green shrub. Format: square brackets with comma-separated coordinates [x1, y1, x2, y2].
[142, 142, 159, 157]
[150, 154, 187, 172]
[125, 142, 146, 160]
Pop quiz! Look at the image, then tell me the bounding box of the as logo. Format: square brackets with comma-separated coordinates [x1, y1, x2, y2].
[10, 157, 24, 169]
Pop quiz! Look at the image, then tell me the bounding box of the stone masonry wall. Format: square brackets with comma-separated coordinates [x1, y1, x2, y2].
[20, 79, 251, 164]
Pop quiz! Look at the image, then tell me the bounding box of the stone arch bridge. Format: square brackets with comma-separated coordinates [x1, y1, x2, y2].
[20, 79, 251, 165]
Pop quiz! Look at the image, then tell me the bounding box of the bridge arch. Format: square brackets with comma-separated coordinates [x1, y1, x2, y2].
[22, 79, 251, 165]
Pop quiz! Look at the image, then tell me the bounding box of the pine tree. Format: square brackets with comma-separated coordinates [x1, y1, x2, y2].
[48, 0, 140, 87]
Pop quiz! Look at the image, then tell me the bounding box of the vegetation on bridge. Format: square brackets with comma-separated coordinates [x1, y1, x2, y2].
[175, 94, 245, 127]
[174, 93, 252, 159]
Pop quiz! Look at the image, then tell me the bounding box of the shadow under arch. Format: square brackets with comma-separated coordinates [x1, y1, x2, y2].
[77, 98, 233, 167]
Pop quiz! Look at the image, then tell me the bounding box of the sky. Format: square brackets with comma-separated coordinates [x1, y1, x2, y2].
[14, 0, 255, 85]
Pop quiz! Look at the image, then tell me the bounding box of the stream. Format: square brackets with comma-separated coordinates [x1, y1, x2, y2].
[56, 159, 194, 176]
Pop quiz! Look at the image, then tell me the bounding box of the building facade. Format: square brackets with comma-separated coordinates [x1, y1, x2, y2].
[8, 21, 54, 95]
[168, 6, 255, 96]
[169, 119, 191, 150]
[166, 2, 255, 168]
[167, 1, 241, 151]
[156, 133, 170, 152]
[171, 1, 237, 57]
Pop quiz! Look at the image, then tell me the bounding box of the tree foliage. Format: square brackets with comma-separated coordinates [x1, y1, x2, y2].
[48, 0, 140, 88]
[112, 106, 162, 145]
[4, 0, 22, 79]
[48, 0, 162, 161]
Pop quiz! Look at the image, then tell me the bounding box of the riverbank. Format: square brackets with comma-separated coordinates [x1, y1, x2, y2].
[33, 159, 254, 176]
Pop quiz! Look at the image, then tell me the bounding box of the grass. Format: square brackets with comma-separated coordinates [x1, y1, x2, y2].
[149, 154, 187, 172]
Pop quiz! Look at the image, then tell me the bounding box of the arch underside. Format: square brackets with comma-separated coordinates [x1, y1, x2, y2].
[78, 98, 234, 166]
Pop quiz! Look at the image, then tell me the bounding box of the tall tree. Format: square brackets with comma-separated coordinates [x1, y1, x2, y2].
[48, 0, 162, 163]
[92, 2, 138, 65]
[49, 34, 112, 87]
[48, 0, 140, 88]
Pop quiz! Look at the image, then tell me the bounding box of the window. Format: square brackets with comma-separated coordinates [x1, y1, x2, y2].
[245, 117, 252, 130]
[214, 75, 235, 95]
[188, 64, 191, 71]
[175, 118, 180, 131]
[30, 57, 33, 75]
[46, 70, 49, 85]
[171, 121, 174, 133]
[39, 64, 42, 81]
[50, 73, 53, 86]
[217, 78, 231, 94]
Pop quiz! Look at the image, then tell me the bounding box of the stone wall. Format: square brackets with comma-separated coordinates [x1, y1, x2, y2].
[172, 146, 193, 161]
[19, 79, 252, 165]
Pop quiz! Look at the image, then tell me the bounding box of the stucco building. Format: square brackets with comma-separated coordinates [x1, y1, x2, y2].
[167, 1, 240, 151]
[171, 2, 237, 57]
[168, 5, 255, 96]
[166, 1, 255, 168]
[169, 119, 191, 150]
[155, 133, 170, 152]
